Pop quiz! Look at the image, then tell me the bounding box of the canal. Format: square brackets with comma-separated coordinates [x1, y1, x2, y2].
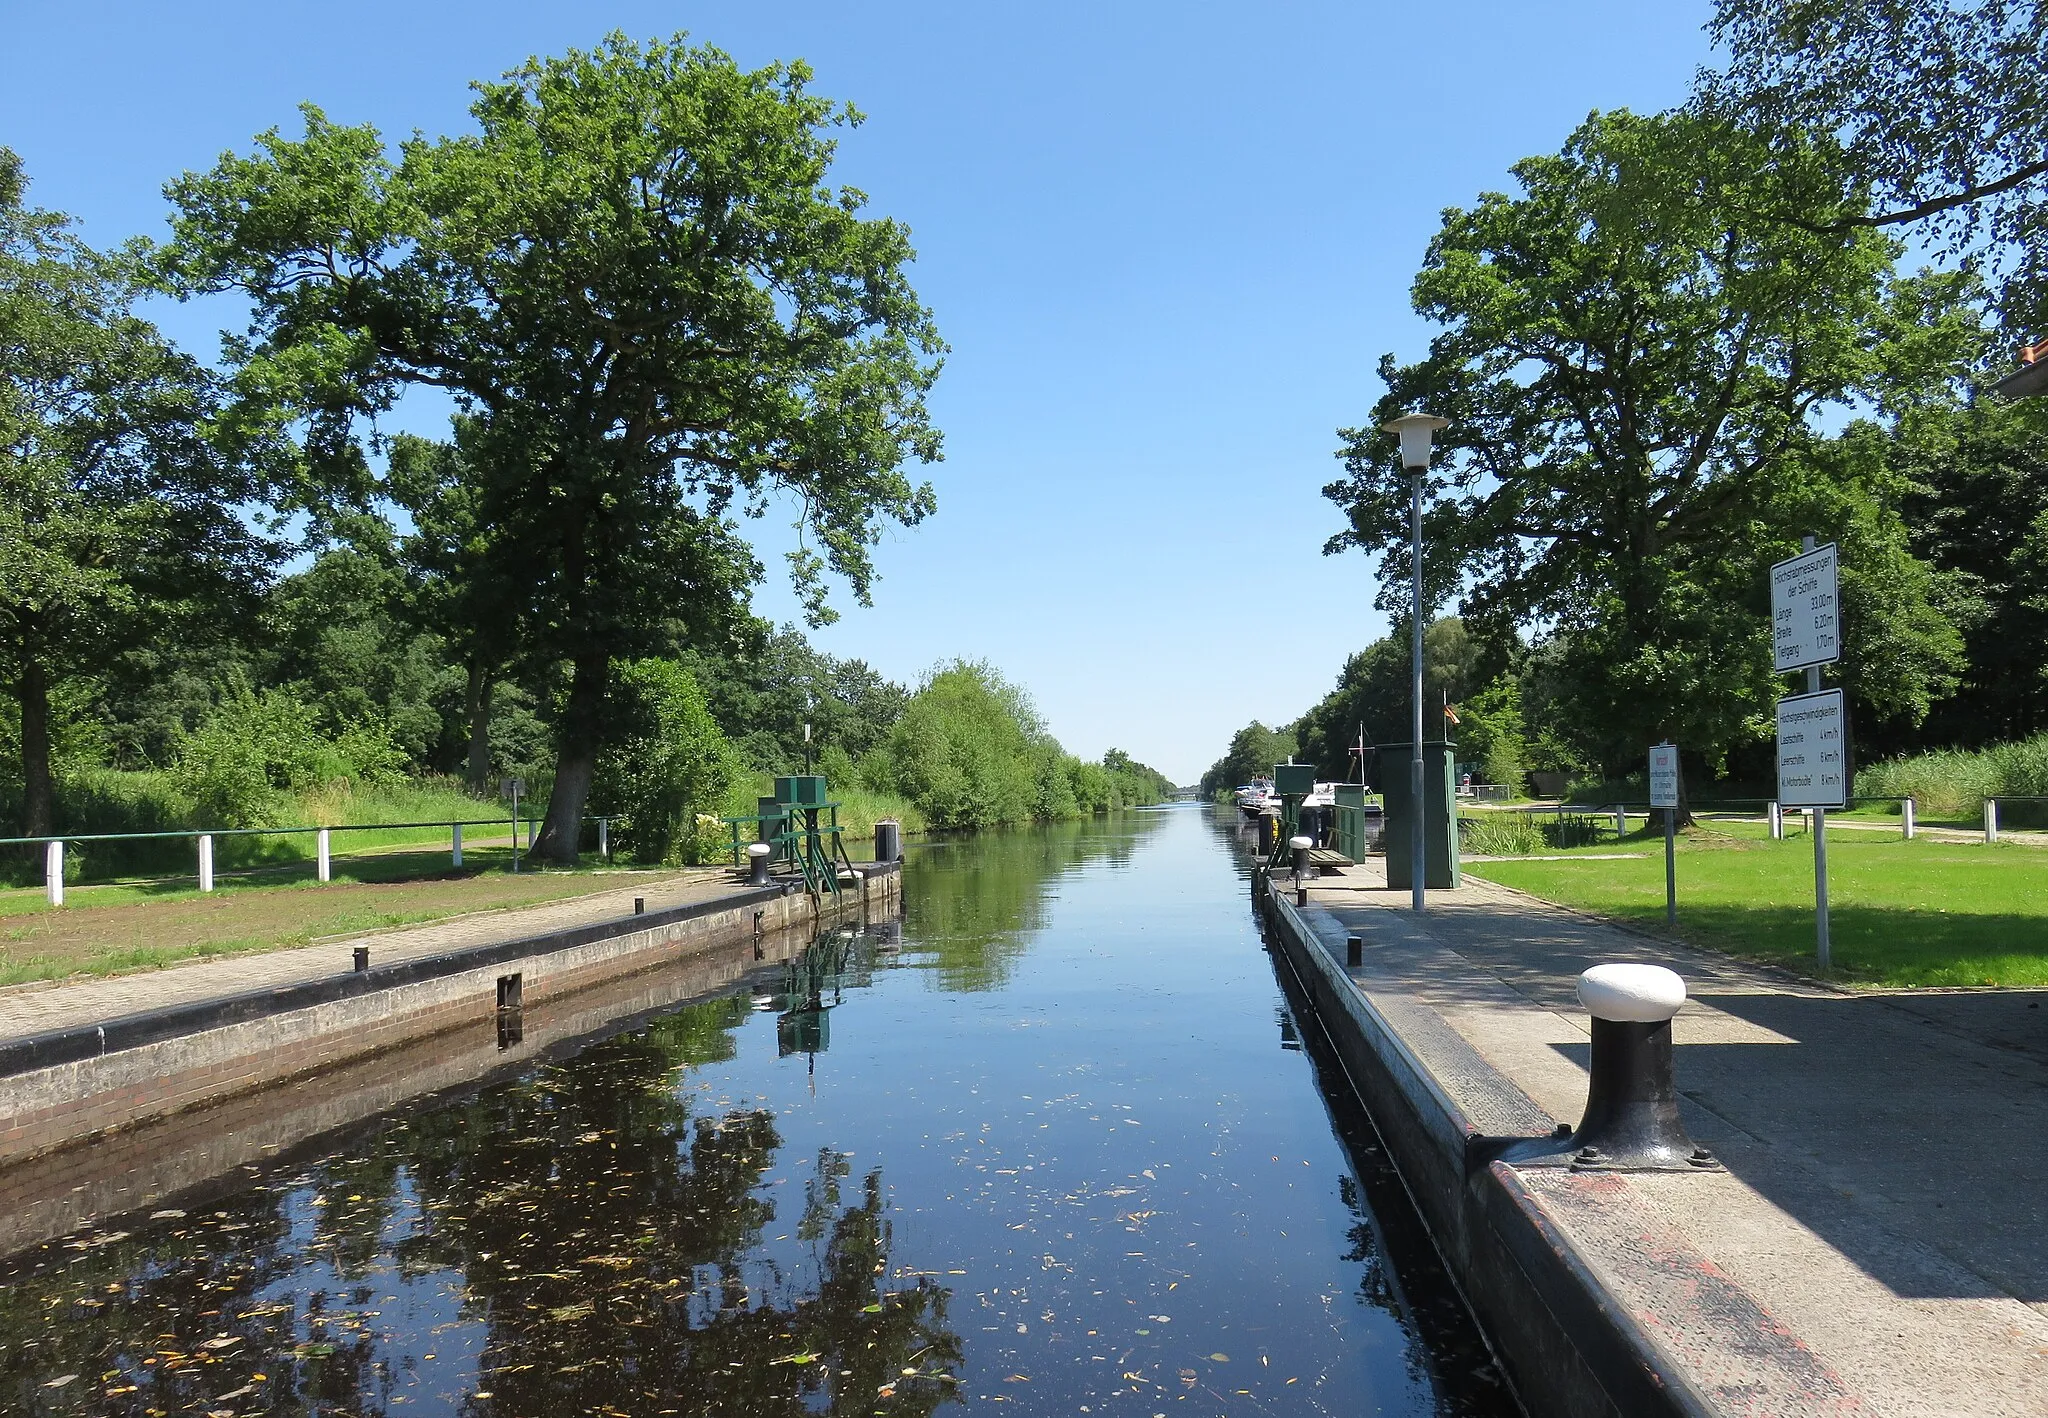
[0, 806, 1512, 1417]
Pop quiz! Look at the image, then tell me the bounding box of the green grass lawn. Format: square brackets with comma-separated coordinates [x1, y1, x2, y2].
[1469, 825, 2048, 988]
[0, 846, 694, 987]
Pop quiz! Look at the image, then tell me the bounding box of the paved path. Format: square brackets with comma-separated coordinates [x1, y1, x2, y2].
[0, 869, 743, 1045]
[1304, 856, 2048, 1418]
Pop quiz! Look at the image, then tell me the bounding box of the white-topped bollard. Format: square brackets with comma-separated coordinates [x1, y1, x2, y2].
[748, 840, 773, 887]
[45, 840, 63, 907]
[198, 834, 214, 893]
[1289, 834, 1312, 905]
[1566, 963, 1718, 1172]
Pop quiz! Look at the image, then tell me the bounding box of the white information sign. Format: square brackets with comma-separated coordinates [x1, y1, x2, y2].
[1648, 743, 1680, 809]
[1770, 542, 1841, 672]
[1776, 690, 1848, 808]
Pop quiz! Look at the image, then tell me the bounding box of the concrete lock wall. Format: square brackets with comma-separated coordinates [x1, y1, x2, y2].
[1255, 874, 1720, 1418]
[0, 865, 899, 1171]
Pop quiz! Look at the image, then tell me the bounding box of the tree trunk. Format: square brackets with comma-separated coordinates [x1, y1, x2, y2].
[464, 660, 493, 794]
[533, 650, 609, 864]
[18, 643, 53, 839]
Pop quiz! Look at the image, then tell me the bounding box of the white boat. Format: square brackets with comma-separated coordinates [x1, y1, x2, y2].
[1233, 780, 1275, 821]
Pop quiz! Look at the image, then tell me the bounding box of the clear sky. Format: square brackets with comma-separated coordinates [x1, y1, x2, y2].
[2, 0, 1713, 783]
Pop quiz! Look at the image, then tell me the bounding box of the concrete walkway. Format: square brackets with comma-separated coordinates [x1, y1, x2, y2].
[1303, 857, 2048, 1418]
[0, 869, 742, 1045]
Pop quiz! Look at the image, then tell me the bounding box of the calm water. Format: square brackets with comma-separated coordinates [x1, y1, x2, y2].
[0, 806, 1510, 1417]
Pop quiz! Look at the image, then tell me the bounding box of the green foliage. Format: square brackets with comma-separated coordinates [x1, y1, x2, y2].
[594, 660, 742, 865]
[1457, 678, 1527, 789]
[157, 34, 945, 858]
[1701, 0, 2048, 337]
[1458, 813, 1544, 857]
[168, 685, 348, 827]
[874, 662, 1041, 830]
[2, 147, 279, 835]
[1199, 721, 1298, 800]
[1291, 618, 1494, 779]
[1328, 108, 1969, 775]
[1856, 734, 2048, 821]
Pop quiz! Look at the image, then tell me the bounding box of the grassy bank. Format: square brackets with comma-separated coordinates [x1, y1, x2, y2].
[1470, 824, 2048, 988]
[0, 847, 695, 987]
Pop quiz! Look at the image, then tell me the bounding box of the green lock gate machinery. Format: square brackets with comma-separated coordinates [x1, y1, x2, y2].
[723, 775, 860, 904]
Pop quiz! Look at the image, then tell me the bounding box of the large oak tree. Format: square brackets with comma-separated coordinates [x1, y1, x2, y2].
[1326, 110, 1965, 775]
[160, 35, 943, 861]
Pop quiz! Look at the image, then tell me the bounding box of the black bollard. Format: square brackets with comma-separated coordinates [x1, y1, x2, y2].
[875, 819, 902, 863]
[748, 842, 771, 887]
[1567, 964, 1719, 1172]
[353, 946, 369, 972]
[1346, 935, 1362, 967]
[634, 897, 645, 915]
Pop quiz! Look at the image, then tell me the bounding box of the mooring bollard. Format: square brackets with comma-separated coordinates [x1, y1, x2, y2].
[452, 822, 464, 867]
[875, 819, 901, 863]
[1290, 835, 1312, 905]
[1986, 798, 2000, 844]
[198, 834, 214, 893]
[317, 827, 332, 882]
[353, 946, 370, 972]
[748, 841, 772, 887]
[1567, 963, 1718, 1171]
[1346, 934, 1363, 967]
[44, 840, 63, 908]
[1903, 796, 1915, 840]
[1768, 800, 1783, 840]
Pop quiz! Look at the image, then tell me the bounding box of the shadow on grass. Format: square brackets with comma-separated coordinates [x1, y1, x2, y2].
[1585, 901, 2048, 988]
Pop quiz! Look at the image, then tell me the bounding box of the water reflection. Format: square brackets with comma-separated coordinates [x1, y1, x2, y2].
[0, 809, 1510, 1417]
[899, 816, 1164, 992]
[0, 942, 960, 1418]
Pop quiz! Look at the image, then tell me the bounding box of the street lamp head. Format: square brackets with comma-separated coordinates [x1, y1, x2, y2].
[1382, 411, 1450, 471]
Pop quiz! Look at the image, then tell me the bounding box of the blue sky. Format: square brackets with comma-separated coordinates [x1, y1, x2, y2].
[2, 0, 1713, 782]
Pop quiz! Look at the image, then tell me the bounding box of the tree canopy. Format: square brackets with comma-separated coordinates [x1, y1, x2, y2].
[1325, 109, 1967, 774]
[1, 149, 275, 837]
[157, 34, 944, 859]
[1701, 0, 2048, 338]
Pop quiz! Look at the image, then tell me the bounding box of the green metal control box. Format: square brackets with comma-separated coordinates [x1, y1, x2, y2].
[1378, 742, 1460, 890]
[774, 775, 829, 807]
[1273, 763, 1318, 797]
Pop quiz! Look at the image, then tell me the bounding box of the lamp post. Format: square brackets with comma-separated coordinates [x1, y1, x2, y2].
[1383, 411, 1448, 912]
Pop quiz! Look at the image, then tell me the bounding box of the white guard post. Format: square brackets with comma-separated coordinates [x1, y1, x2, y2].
[1986, 799, 2000, 844]
[45, 840, 63, 907]
[452, 822, 463, 866]
[317, 827, 332, 882]
[198, 834, 214, 892]
[1903, 796, 1915, 840]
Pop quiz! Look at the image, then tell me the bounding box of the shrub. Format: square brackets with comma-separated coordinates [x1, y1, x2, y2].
[168, 687, 349, 827]
[595, 659, 743, 864]
[1855, 733, 2048, 823]
[1459, 812, 1544, 856]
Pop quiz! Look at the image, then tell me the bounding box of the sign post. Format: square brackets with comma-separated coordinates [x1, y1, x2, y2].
[1649, 742, 1679, 926]
[1769, 536, 1845, 969]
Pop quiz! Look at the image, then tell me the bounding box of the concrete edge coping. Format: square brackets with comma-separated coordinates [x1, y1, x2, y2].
[0, 861, 900, 1079]
[1260, 878, 1724, 1418]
